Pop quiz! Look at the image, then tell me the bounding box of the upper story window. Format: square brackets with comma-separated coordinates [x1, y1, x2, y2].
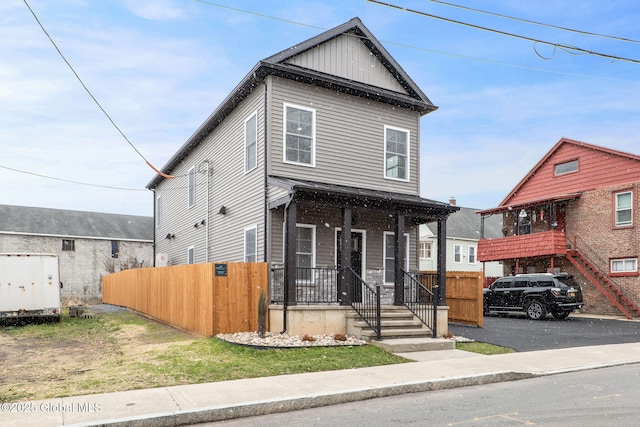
[419, 241, 432, 259]
[244, 226, 257, 262]
[245, 113, 257, 172]
[62, 239, 75, 251]
[188, 166, 196, 208]
[284, 104, 315, 166]
[156, 195, 162, 228]
[554, 159, 579, 176]
[615, 191, 633, 227]
[611, 258, 637, 274]
[384, 126, 409, 181]
[453, 244, 462, 263]
[111, 241, 119, 259]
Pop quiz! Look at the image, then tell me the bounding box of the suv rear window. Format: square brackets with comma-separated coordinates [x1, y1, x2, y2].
[493, 279, 512, 289]
[532, 279, 554, 287]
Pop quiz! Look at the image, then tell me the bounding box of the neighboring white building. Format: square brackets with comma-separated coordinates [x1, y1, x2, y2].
[0, 204, 154, 305]
[420, 201, 503, 278]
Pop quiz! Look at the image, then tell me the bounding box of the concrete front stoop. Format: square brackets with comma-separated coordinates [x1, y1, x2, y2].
[346, 305, 454, 353]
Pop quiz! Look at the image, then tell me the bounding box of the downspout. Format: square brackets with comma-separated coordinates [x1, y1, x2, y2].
[205, 159, 210, 263]
[152, 189, 157, 266]
[263, 82, 268, 262]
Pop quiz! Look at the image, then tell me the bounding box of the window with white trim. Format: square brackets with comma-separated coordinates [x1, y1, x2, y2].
[188, 166, 196, 208]
[296, 225, 316, 268]
[611, 258, 637, 273]
[615, 191, 632, 227]
[284, 104, 315, 166]
[383, 232, 410, 284]
[554, 159, 579, 176]
[244, 226, 257, 262]
[419, 241, 432, 259]
[384, 126, 409, 180]
[187, 246, 195, 264]
[245, 113, 257, 172]
[453, 244, 462, 263]
[468, 245, 476, 264]
[155, 195, 162, 228]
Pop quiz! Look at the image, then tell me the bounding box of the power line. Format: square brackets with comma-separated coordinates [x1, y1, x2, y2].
[425, 0, 640, 45]
[367, 0, 640, 65]
[0, 164, 148, 191]
[194, 0, 633, 82]
[21, 0, 174, 179]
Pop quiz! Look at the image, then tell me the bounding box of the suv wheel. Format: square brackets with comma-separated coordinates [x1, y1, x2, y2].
[525, 300, 546, 320]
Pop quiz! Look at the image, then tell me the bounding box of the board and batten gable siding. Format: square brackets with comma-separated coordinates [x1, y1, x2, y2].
[506, 141, 640, 206]
[285, 34, 408, 95]
[154, 87, 266, 265]
[266, 76, 421, 198]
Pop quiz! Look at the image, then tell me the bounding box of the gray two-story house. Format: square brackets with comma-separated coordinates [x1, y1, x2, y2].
[147, 18, 457, 336]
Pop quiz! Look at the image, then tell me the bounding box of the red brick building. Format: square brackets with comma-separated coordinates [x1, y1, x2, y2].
[478, 138, 640, 317]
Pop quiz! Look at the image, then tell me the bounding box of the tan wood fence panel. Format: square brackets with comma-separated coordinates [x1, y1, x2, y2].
[421, 271, 483, 327]
[102, 262, 268, 337]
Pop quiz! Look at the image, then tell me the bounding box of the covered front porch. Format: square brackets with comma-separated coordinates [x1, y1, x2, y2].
[267, 177, 458, 340]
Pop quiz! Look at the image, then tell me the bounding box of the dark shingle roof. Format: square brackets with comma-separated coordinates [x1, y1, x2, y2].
[426, 206, 502, 239]
[0, 205, 153, 241]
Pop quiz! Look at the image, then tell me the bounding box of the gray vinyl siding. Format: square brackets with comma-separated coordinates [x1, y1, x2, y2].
[286, 34, 408, 94]
[154, 87, 266, 265]
[267, 76, 420, 196]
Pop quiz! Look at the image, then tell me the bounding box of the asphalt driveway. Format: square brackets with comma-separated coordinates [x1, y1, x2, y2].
[449, 313, 640, 352]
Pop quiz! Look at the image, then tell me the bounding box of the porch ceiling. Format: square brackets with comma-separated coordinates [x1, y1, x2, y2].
[268, 176, 458, 223]
[477, 192, 582, 216]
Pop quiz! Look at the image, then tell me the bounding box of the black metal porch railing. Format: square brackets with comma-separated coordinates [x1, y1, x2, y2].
[346, 266, 381, 340]
[269, 267, 338, 304]
[402, 271, 438, 337]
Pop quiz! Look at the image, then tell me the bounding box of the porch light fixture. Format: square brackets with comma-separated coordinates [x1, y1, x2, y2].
[519, 209, 528, 218]
[218, 206, 226, 215]
[165, 233, 175, 240]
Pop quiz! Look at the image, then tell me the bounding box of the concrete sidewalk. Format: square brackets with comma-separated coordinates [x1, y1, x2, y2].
[5, 342, 640, 427]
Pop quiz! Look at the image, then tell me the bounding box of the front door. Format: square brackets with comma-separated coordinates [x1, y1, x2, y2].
[337, 230, 364, 302]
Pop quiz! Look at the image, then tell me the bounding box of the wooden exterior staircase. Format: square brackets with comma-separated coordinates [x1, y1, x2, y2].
[566, 249, 640, 319]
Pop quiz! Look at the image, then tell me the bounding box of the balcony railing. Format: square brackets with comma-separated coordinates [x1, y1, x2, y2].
[478, 230, 567, 262]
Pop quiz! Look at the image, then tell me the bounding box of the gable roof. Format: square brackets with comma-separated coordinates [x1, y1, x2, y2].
[498, 137, 640, 208]
[147, 17, 436, 190]
[0, 205, 154, 241]
[426, 206, 502, 240]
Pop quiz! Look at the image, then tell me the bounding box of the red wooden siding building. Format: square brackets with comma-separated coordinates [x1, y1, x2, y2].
[478, 138, 640, 318]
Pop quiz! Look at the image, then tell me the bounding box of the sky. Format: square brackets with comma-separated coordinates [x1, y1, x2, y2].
[2, 0, 639, 217]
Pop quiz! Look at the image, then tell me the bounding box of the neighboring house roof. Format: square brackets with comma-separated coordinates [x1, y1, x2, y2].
[498, 137, 640, 207]
[147, 17, 437, 190]
[0, 205, 154, 241]
[268, 176, 458, 221]
[425, 206, 502, 240]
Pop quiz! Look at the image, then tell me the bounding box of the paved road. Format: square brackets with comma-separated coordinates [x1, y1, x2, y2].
[449, 313, 640, 352]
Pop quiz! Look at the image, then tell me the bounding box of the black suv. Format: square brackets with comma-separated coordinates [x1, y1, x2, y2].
[483, 273, 584, 320]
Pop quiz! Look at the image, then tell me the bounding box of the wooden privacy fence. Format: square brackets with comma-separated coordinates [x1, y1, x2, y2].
[421, 271, 484, 327]
[102, 262, 268, 337]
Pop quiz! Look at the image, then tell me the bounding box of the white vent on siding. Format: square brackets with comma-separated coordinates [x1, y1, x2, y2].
[156, 253, 168, 267]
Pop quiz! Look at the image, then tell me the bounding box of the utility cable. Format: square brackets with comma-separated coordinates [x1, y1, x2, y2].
[367, 0, 640, 65]
[0, 164, 147, 191]
[425, 0, 640, 45]
[22, 0, 175, 179]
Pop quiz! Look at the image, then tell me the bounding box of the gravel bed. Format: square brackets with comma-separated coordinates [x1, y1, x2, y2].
[216, 332, 367, 348]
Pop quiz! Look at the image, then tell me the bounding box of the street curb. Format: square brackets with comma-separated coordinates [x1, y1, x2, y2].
[64, 371, 535, 427]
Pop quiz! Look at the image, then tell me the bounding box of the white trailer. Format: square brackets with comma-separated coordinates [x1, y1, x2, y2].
[0, 253, 62, 323]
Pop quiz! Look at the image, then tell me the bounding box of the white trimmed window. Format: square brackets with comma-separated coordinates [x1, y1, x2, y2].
[284, 104, 315, 166]
[383, 232, 410, 285]
[244, 226, 258, 262]
[611, 258, 637, 273]
[188, 166, 196, 208]
[384, 126, 409, 181]
[156, 195, 162, 228]
[245, 113, 257, 172]
[296, 225, 316, 268]
[554, 159, 579, 176]
[615, 191, 632, 227]
[419, 242, 432, 259]
[453, 244, 462, 263]
[468, 245, 476, 264]
[187, 246, 195, 265]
